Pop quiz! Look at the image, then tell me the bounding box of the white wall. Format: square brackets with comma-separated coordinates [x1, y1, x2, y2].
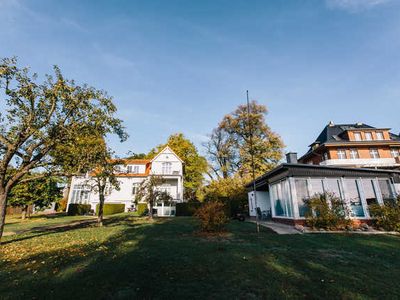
[151, 148, 183, 176]
[248, 191, 270, 217]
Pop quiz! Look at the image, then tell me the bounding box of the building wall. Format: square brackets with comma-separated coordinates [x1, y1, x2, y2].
[248, 191, 270, 217]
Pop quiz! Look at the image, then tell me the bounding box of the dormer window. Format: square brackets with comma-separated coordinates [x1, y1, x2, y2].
[390, 148, 399, 158]
[365, 132, 373, 141]
[376, 132, 384, 140]
[354, 132, 362, 141]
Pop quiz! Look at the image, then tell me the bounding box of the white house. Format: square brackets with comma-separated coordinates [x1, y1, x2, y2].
[66, 146, 184, 216]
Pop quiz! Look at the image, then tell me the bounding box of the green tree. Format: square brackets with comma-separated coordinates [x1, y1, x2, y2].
[9, 175, 62, 219]
[147, 133, 207, 200]
[0, 57, 127, 240]
[135, 175, 173, 219]
[205, 101, 284, 180]
[86, 145, 123, 226]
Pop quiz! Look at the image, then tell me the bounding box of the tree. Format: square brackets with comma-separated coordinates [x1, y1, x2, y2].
[147, 133, 207, 200]
[87, 145, 122, 226]
[0, 57, 127, 240]
[135, 175, 173, 219]
[8, 174, 62, 219]
[126, 152, 147, 159]
[205, 101, 284, 180]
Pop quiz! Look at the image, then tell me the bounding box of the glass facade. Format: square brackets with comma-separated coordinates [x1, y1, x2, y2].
[344, 179, 365, 217]
[71, 184, 90, 204]
[270, 180, 293, 217]
[269, 176, 397, 219]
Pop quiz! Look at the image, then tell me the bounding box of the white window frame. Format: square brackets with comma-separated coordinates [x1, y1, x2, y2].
[337, 149, 347, 159]
[162, 162, 172, 174]
[369, 148, 380, 159]
[133, 165, 140, 174]
[365, 132, 373, 141]
[376, 132, 384, 140]
[354, 132, 362, 141]
[390, 148, 399, 158]
[349, 148, 359, 159]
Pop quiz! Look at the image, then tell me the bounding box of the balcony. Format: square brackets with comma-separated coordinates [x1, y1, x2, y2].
[320, 158, 399, 168]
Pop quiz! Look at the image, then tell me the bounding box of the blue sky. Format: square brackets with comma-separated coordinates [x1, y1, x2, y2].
[1, 0, 400, 158]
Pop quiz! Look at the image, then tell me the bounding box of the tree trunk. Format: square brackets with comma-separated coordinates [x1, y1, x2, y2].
[21, 205, 28, 220]
[97, 193, 104, 226]
[0, 191, 8, 242]
[148, 202, 153, 219]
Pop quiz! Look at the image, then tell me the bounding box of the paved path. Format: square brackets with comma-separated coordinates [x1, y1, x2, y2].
[248, 220, 301, 235]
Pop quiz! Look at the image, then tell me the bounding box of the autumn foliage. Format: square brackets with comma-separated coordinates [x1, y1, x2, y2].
[195, 201, 229, 232]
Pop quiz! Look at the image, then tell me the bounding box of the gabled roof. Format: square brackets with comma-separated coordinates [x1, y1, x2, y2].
[150, 146, 184, 163]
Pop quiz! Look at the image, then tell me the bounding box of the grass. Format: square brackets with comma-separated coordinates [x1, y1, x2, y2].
[1, 214, 400, 299]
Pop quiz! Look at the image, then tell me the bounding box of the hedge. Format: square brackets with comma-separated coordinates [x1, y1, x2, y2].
[96, 203, 125, 215]
[176, 202, 202, 216]
[67, 204, 91, 216]
[137, 203, 148, 216]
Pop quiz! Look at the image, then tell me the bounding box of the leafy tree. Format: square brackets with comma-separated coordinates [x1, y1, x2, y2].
[86, 145, 122, 226]
[0, 57, 127, 239]
[147, 133, 207, 200]
[205, 101, 284, 180]
[8, 175, 62, 219]
[197, 176, 248, 216]
[126, 152, 147, 159]
[135, 175, 173, 219]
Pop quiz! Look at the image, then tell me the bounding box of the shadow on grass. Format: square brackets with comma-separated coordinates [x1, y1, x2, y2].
[1, 216, 400, 299]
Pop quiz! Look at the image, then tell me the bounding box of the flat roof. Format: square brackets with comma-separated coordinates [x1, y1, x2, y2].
[246, 163, 400, 189]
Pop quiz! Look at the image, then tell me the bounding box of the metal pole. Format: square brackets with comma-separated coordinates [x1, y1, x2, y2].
[246, 90, 260, 233]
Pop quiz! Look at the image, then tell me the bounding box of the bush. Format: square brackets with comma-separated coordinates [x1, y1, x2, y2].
[67, 204, 91, 216]
[96, 203, 125, 216]
[305, 193, 351, 230]
[369, 200, 400, 232]
[137, 203, 148, 216]
[56, 198, 68, 212]
[176, 202, 202, 216]
[195, 201, 229, 232]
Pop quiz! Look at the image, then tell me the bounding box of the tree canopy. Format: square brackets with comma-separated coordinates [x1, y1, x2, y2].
[205, 100, 284, 180]
[0, 57, 127, 239]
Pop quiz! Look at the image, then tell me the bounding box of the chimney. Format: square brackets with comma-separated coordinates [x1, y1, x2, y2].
[328, 121, 334, 127]
[286, 152, 298, 164]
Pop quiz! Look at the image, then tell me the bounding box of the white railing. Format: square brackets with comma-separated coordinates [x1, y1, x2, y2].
[320, 158, 399, 167]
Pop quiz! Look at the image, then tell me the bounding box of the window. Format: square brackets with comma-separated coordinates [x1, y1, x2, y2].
[365, 132, 373, 141]
[270, 180, 293, 218]
[309, 179, 324, 196]
[295, 179, 309, 217]
[390, 148, 399, 158]
[324, 178, 342, 199]
[337, 149, 347, 159]
[133, 166, 139, 173]
[104, 185, 113, 196]
[323, 152, 328, 161]
[349, 149, 359, 159]
[344, 179, 365, 217]
[376, 132, 384, 140]
[362, 179, 379, 207]
[354, 132, 362, 141]
[378, 179, 396, 205]
[71, 185, 90, 204]
[162, 162, 172, 174]
[132, 183, 139, 195]
[127, 165, 132, 173]
[369, 148, 380, 159]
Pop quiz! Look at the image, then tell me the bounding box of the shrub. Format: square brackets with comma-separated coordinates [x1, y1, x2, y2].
[369, 199, 400, 232]
[67, 204, 91, 216]
[137, 203, 148, 216]
[195, 201, 229, 232]
[176, 202, 202, 216]
[56, 198, 68, 212]
[96, 203, 125, 216]
[305, 193, 351, 230]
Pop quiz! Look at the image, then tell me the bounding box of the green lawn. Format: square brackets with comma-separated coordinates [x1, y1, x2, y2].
[1, 215, 399, 299]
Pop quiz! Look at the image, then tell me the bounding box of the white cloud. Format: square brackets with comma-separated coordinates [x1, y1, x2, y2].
[326, 0, 392, 12]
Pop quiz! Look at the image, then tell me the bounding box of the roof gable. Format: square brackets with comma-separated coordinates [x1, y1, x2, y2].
[150, 146, 184, 163]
